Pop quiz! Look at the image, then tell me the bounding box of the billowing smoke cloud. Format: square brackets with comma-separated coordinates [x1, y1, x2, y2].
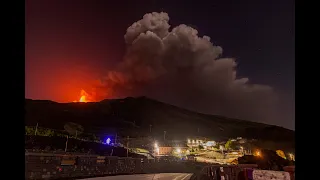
[98, 12, 278, 123]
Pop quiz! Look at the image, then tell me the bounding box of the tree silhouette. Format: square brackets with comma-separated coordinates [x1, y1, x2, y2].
[64, 122, 84, 136]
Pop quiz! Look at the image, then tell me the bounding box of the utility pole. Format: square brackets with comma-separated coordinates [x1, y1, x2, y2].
[65, 135, 69, 152]
[163, 131, 166, 141]
[149, 125, 152, 133]
[35, 123, 38, 136]
[126, 136, 129, 157]
[115, 133, 118, 144]
[197, 127, 200, 134]
[75, 130, 78, 139]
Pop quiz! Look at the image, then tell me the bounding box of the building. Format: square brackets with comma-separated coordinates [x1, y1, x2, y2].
[154, 141, 188, 156]
[187, 136, 207, 147]
[158, 146, 174, 155]
[187, 136, 217, 150]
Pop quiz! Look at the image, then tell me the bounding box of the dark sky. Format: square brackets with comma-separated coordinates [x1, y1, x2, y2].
[26, 0, 295, 129]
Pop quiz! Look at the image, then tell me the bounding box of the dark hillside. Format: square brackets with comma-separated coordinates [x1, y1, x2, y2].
[25, 97, 294, 143]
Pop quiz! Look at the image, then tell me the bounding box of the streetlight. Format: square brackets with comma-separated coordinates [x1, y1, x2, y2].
[176, 148, 181, 156]
[219, 145, 224, 153]
[288, 153, 295, 161]
[106, 138, 111, 145]
[154, 142, 159, 155]
[240, 146, 243, 152]
[254, 150, 261, 157]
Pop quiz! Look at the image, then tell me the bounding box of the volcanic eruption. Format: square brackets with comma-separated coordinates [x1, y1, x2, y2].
[73, 89, 94, 103]
[72, 12, 279, 125]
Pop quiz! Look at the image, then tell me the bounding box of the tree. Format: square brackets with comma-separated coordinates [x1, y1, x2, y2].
[214, 144, 220, 149]
[225, 140, 236, 150]
[198, 145, 204, 150]
[64, 122, 84, 136]
[41, 128, 54, 137]
[276, 150, 286, 159]
[25, 126, 35, 135]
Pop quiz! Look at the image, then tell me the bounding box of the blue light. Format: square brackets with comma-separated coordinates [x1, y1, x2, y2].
[106, 138, 111, 145]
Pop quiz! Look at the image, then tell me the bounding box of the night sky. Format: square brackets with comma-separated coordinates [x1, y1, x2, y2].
[26, 0, 295, 130]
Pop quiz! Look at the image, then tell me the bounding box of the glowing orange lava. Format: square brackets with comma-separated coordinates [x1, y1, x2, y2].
[79, 95, 86, 102]
[74, 89, 92, 103]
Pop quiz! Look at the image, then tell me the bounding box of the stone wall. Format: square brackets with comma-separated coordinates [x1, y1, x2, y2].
[25, 153, 206, 179]
[25, 153, 144, 179]
[25, 153, 295, 180]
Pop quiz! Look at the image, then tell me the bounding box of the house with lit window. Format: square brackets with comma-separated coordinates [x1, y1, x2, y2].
[187, 137, 202, 147]
[186, 136, 216, 149]
[154, 141, 188, 156]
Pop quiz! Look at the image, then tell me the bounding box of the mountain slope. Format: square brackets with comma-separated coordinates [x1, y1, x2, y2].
[25, 97, 294, 142]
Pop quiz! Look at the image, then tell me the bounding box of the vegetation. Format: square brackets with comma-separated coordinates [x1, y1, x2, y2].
[225, 140, 236, 150]
[276, 150, 286, 159]
[213, 144, 220, 149]
[25, 126, 100, 142]
[64, 122, 84, 136]
[132, 148, 150, 153]
[198, 145, 204, 150]
[25, 135, 146, 158]
[25, 126, 61, 137]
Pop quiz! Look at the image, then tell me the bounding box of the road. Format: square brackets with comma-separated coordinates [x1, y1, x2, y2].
[196, 156, 236, 165]
[80, 173, 193, 180]
[196, 156, 224, 164]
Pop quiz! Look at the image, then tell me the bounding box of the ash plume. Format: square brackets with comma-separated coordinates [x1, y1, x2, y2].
[98, 12, 278, 123]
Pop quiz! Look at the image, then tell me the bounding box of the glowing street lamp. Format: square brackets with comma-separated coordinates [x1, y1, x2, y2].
[176, 148, 181, 154]
[219, 145, 224, 153]
[254, 150, 261, 157]
[288, 153, 295, 161]
[154, 142, 159, 155]
[186, 150, 190, 155]
[105, 138, 111, 145]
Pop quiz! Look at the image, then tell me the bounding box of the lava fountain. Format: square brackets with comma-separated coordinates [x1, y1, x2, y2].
[73, 89, 93, 103]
